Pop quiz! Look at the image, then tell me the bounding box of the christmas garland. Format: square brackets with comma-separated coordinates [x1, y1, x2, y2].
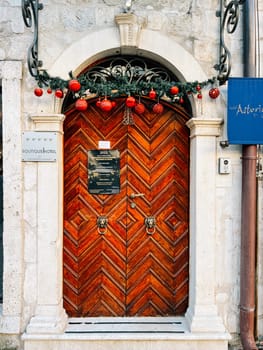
[33, 69, 221, 113]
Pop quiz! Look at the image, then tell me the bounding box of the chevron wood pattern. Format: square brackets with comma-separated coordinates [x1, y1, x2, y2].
[63, 98, 189, 317]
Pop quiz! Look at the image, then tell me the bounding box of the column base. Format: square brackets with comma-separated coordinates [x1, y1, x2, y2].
[26, 307, 68, 334]
[185, 305, 228, 333]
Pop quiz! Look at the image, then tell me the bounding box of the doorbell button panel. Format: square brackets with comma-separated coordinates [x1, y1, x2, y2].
[218, 158, 231, 174]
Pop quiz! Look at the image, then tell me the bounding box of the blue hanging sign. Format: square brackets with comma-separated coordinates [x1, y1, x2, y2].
[227, 77, 263, 144]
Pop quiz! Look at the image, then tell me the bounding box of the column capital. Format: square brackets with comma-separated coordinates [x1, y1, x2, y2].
[186, 118, 223, 138]
[30, 113, 65, 132]
[0, 61, 22, 80]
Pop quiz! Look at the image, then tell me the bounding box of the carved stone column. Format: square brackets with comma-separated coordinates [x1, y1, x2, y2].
[185, 118, 229, 335]
[26, 114, 67, 334]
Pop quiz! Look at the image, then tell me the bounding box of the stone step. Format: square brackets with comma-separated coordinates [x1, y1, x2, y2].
[66, 317, 186, 334]
[23, 317, 230, 350]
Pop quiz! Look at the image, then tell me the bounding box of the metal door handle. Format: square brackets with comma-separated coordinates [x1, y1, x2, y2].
[130, 192, 145, 199]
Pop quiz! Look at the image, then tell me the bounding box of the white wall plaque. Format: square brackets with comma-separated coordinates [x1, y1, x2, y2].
[22, 132, 57, 162]
[98, 140, 111, 149]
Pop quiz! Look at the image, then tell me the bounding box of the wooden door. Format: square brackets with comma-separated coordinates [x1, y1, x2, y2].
[63, 98, 189, 317]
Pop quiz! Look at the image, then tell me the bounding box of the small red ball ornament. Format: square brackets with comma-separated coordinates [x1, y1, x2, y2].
[197, 93, 203, 99]
[100, 99, 113, 112]
[196, 84, 201, 92]
[179, 97, 184, 104]
[149, 89, 157, 99]
[153, 103, 164, 114]
[209, 87, 220, 99]
[96, 99, 101, 108]
[75, 98, 88, 111]
[47, 88, 52, 94]
[126, 96, 136, 108]
[55, 89, 64, 98]
[111, 100, 116, 108]
[68, 79, 81, 92]
[34, 87, 43, 97]
[170, 86, 179, 95]
[134, 102, 145, 114]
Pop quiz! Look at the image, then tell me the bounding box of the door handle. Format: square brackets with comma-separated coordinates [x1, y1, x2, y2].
[130, 192, 145, 199]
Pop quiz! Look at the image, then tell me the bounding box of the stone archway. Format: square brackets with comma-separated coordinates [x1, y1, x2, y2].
[25, 25, 227, 340]
[49, 27, 210, 118]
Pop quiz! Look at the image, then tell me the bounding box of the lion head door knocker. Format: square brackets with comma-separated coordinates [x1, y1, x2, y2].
[145, 216, 156, 235]
[97, 216, 108, 235]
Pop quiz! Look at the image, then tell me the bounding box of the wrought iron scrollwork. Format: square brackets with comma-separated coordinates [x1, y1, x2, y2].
[84, 57, 173, 97]
[215, 0, 246, 85]
[86, 58, 171, 85]
[22, 0, 44, 78]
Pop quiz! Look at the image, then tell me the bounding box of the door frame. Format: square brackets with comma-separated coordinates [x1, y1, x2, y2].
[25, 113, 225, 335]
[24, 28, 227, 335]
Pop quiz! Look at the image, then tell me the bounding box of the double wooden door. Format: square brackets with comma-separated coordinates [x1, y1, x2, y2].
[63, 98, 189, 317]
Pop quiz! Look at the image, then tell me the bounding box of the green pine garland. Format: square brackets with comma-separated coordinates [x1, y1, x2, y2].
[35, 69, 218, 102]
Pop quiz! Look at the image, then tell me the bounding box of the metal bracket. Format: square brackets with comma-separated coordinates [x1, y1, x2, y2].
[214, 0, 246, 85]
[22, 0, 44, 78]
[220, 140, 229, 148]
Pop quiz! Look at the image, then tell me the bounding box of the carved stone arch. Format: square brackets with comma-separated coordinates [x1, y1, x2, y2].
[49, 28, 210, 117]
[61, 54, 193, 116]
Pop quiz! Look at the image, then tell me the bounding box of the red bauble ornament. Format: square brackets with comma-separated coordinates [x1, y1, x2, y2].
[75, 98, 88, 111]
[197, 93, 202, 99]
[96, 99, 101, 107]
[153, 103, 164, 114]
[111, 100, 116, 108]
[68, 79, 81, 92]
[55, 89, 64, 98]
[134, 102, 145, 114]
[196, 84, 201, 91]
[100, 99, 113, 112]
[179, 97, 184, 104]
[47, 88, 52, 94]
[170, 86, 179, 95]
[209, 87, 220, 99]
[126, 96, 136, 108]
[34, 87, 43, 97]
[149, 89, 157, 99]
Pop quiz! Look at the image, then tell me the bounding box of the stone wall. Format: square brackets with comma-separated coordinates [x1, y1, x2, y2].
[0, 0, 263, 348]
[1, 1, 253, 73]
